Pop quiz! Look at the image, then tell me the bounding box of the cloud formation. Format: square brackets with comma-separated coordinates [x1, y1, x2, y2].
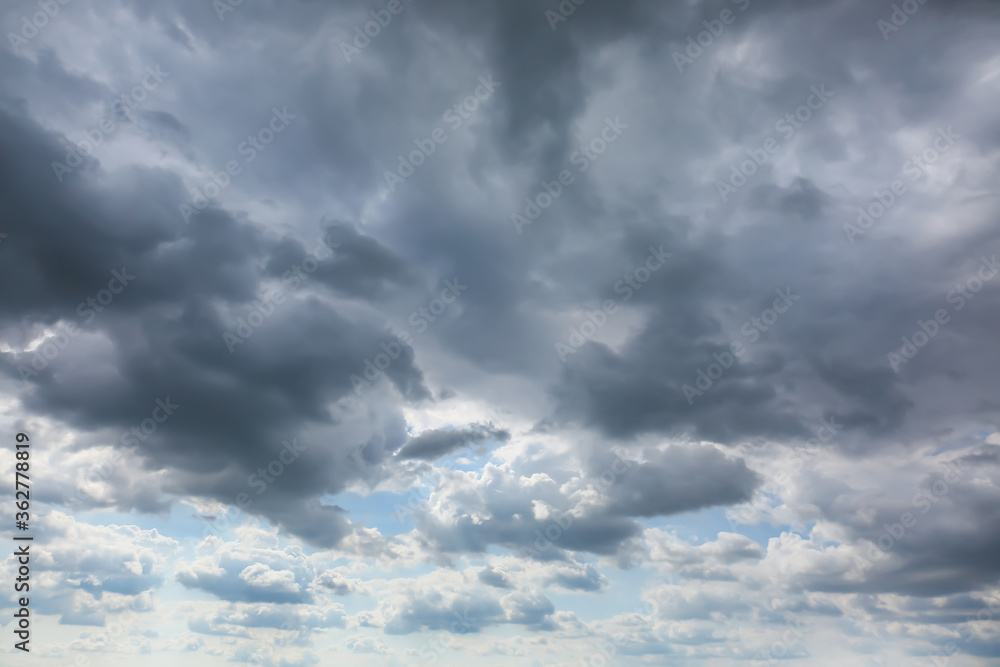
[1, 0, 999, 663]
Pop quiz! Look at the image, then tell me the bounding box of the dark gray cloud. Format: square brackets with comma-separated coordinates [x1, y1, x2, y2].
[0, 95, 432, 548]
[395, 423, 510, 460]
[263, 220, 419, 301]
[599, 445, 760, 518]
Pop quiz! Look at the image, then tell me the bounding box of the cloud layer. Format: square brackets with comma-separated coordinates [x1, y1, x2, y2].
[1, 0, 999, 664]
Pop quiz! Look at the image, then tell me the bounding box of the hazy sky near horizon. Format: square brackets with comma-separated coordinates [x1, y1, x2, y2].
[1, 0, 1000, 665]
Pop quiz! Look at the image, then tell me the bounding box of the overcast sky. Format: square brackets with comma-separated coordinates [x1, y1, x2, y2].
[2, 0, 1000, 665]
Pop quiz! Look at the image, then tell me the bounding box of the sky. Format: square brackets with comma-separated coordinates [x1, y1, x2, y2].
[1, 0, 1000, 665]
